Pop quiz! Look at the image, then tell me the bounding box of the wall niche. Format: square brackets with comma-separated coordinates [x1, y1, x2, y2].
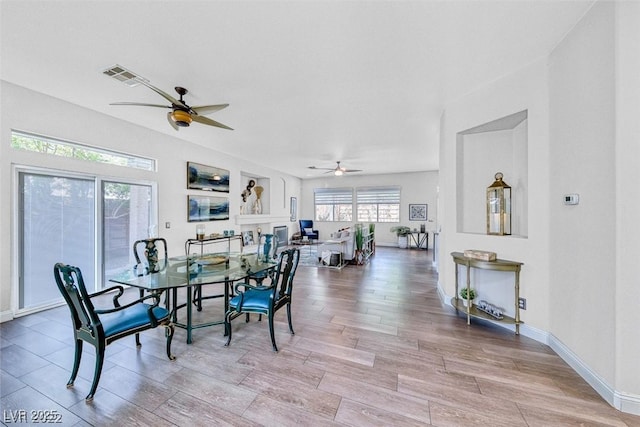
[456, 110, 528, 237]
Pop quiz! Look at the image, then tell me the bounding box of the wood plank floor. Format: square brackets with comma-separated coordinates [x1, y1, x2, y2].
[2, 247, 639, 426]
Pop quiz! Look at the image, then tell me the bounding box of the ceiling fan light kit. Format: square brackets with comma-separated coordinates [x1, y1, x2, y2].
[171, 110, 192, 127]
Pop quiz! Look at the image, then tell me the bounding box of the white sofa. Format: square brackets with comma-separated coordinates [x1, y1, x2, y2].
[318, 227, 356, 264]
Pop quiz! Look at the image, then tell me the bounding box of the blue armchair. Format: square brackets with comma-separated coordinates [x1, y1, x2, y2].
[299, 219, 319, 240]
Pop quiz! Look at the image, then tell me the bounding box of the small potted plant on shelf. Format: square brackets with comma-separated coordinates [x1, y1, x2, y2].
[459, 288, 477, 307]
[390, 226, 411, 248]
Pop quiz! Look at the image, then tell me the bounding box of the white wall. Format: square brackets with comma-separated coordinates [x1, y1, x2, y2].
[439, 58, 550, 332]
[0, 81, 301, 318]
[439, 0, 640, 414]
[614, 0, 640, 408]
[548, 0, 616, 387]
[300, 171, 439, 247]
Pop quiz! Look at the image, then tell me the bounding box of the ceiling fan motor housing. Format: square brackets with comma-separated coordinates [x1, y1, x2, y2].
[172, 110, 192, 127]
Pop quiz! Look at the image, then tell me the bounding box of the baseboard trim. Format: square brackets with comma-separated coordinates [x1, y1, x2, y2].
[549, 334, 640, 416]
[0, 310, 15, 323]
[436, 282, 640, 416]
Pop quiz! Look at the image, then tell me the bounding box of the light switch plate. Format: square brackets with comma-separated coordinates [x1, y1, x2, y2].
[564, 194, 579, 205]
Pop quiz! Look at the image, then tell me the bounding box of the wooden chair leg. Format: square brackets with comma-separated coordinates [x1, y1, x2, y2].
[224, 312, 233, 346]
[165, 324, 176, 360]
[87, 344, 106, 402]
[268, 312, 278, 352]
[67, 339, 83, 387]
[286, 303, 295, 335]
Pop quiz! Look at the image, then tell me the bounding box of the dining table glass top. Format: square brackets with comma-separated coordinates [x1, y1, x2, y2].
[109, 252, 276, 291]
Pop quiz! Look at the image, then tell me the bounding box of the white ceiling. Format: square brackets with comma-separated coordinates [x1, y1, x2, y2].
[1, 0, 594, 178]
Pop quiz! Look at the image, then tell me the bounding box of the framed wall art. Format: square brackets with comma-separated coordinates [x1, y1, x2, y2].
[188, 195, 229, 222]
[409, 204, 428, 221]
[290, 196, 297, 222]
[187, 161, 230, 193]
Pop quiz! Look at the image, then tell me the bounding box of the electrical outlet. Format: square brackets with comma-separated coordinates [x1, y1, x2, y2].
[165, 222, 171, 229]
[518, 297, 526, 310]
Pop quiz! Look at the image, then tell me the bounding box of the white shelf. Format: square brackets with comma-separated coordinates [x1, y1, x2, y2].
[234, 214, 291, 225]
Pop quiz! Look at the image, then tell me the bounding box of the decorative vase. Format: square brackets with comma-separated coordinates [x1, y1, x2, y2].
[462, 298, 474, 308]
[398, 235, 408, 249]
[145, 242, 159, 273]
[253, 199, 262, 214]
[262, 234, 273, 262]
[253, 185, 263, 214]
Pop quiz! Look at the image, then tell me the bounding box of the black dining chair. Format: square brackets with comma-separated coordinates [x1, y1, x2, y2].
[224, 248, 300, 351]
[54, 263, 174, 402]
[133, 237, 168, 275]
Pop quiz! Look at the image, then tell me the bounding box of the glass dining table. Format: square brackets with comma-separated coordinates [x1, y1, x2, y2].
[109, 252, 276, 346]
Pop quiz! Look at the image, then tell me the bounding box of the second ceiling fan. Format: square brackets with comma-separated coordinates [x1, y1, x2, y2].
[308, 161, 362, 176]
[110, 79, 233, 131]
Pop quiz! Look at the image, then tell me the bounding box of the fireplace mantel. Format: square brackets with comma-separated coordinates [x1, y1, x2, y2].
[234, 214, 291, 225]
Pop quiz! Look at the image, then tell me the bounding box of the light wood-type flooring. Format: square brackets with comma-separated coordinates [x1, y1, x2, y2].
[2, 247, 639, 426]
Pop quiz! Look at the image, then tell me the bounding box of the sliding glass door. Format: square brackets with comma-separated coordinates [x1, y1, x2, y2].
[102, 181, 152, 283]
[19, 172, 95, 310]
[18, 170, 154, 312]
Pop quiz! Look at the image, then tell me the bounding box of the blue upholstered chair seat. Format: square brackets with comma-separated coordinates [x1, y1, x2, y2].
[229, 289, 271, 312]
[100, 305, 170, 338]
[225, 248, 300, 351]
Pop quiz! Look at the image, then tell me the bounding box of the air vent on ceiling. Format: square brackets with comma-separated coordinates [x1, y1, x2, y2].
[102, 64, 148, 87]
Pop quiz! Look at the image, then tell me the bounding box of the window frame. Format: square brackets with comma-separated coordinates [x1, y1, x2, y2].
[356, 186, 401, 223]
[11, 130, 156, 172]
[314, 187, 354, 222]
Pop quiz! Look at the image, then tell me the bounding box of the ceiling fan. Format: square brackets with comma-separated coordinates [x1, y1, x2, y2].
[110, 79, 233, 131]
[308, 161, 362, 176]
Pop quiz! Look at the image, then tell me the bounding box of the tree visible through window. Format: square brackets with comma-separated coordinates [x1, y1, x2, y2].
[11, 131, 155, 171]
[357, 186, 401, 222]
[314, 188, 353, 221]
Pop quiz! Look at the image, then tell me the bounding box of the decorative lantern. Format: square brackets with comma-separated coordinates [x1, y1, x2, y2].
[486, 172, 511, 235]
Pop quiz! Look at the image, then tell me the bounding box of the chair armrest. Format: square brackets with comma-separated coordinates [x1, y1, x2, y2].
[89, 285, 125, 307]
[233, 281, 273, 294]
[94, 293, 161, 315]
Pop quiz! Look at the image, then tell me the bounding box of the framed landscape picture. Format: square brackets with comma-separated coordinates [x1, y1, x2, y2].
[188, 195, 229, 222]
[187, 161, 230, 193]
[409, 204, 428, 221]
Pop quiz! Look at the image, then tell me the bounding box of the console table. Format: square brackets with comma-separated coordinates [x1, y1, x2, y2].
[408, 231, 428, 250]
[185, 234, 243, 256]
[451, 251, 524, 335]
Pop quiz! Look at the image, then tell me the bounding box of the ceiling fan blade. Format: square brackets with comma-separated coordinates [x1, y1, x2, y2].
[110, 102, 172, 108]
[191, 114, 233, 130]
[166, 112, 179, 131]
[135, 79, 184, 107]
[307, 166, 334, 171]
[344, 169, 363, 173]
[191, 104, 229, 115]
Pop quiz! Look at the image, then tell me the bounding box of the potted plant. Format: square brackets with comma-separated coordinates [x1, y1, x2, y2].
[459, 288, 477, 307]
[355, 225, 364, 264]
[390, 226, 411, 248]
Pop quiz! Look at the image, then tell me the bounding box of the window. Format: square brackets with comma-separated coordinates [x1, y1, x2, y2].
[357, 186, 400, 222]
[314, 188, 353, 221]
[11, 130, 156, 171]
[17, 169, 155, 313]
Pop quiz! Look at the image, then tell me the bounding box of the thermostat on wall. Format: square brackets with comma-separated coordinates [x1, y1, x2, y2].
[564, 194, 579, 205]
